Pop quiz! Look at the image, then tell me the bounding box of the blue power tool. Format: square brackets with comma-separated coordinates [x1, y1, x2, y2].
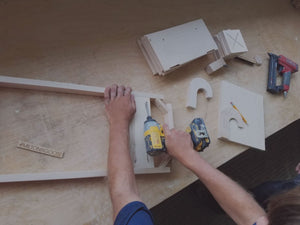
[185, 118, 210, 152]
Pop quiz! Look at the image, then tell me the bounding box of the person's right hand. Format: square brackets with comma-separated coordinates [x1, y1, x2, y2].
[163, 124, 195, 165]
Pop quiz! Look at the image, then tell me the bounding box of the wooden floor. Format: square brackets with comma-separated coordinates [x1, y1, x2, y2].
[151, 119, 300, 225]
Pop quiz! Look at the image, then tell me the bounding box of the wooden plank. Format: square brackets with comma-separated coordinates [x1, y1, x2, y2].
[17, 141, 64, 158]
[0, 75, 164, 100]
[206, 58, 226, 74]
[0, 166, 171, 183]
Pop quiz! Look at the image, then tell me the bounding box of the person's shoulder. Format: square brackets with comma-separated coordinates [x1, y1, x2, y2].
[254, 215, 269, 225]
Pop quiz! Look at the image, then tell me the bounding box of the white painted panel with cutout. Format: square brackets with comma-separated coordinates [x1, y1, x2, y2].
[218, 81, 265, 150]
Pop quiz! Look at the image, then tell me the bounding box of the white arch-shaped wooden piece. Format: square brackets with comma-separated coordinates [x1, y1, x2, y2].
[218, 107, 245, 140]
[186, 78, 213, 109]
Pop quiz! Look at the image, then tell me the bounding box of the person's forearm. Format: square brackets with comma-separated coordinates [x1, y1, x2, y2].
[108, 122, 140, 217]
[183, 150, 266, 225]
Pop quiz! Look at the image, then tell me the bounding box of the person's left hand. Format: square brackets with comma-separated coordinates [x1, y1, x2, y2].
[104, 84, 136, 127]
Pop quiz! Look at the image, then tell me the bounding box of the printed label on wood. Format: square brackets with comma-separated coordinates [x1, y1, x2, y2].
[17, 141, 64, 158]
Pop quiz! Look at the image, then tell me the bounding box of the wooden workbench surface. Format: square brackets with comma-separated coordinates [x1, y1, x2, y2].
[0, 0, 299, 224]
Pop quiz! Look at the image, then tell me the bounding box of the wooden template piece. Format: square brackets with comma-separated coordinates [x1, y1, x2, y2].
[144, 19, 218, 73]
[236, 53, 262, 66]
[218, 81, 265, 150]
[0, 76, 173, 182]
[186, 78, 213, 109]
[218, 107, 245, 140]
[17, 141, 64, 158]
[0, 75, 163, 100]
[206, 57, 226, 74]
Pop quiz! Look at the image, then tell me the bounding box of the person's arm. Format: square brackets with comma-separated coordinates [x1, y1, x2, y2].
[105, 84, 141, 219]
[163, 124, 268, 225]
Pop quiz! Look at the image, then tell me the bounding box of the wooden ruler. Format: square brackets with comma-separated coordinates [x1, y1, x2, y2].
[17, 141, 64, 158]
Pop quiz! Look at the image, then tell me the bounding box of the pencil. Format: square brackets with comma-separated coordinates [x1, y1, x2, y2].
[230, 102, 248, 125]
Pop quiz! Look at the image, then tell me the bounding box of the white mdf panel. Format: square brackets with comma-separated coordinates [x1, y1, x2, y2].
[218, 81, 265, 150]
[145, 19, 218, 72]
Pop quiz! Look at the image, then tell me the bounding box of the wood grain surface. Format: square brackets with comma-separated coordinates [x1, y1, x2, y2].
[0, 0, 300, 224]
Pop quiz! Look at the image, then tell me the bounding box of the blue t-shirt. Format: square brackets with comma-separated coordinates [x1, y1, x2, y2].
[114, 201, 260, 225]
[114, 201, 154, 225]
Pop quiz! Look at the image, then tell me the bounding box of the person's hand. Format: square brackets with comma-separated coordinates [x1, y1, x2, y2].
[296, 162, 300, 174]
[163, 124, 195, 165]
[104, 84, 136, 127]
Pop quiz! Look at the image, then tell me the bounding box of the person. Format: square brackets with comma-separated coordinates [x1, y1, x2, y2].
[105, 84, 154, 225]
[104, 84, 298, 225]
[251, 163, 300, 210]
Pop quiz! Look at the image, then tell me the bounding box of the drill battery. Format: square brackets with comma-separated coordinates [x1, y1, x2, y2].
[186, 118, 210, 152]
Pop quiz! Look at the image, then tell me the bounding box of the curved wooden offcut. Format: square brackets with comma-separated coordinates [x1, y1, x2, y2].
[186, 77, 213, 109]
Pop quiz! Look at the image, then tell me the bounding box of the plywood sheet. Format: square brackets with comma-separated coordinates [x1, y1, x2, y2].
[218, 81, 265, 150]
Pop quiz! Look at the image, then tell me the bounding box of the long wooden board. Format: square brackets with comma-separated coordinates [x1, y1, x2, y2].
[0, 167, 171, 183]
[0, 75, 163, 100]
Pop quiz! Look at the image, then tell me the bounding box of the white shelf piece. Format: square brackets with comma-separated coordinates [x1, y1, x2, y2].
[218, 81, 265, 150]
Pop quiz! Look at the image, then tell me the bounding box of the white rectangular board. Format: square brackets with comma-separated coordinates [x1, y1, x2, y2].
[218, 81, 265, 150]
[145, 19, 218, 72]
